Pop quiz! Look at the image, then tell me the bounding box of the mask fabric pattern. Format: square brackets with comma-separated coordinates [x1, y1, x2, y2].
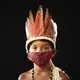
[27, 51, 54, 67]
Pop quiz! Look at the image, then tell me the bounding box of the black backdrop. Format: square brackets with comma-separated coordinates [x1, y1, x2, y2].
[1, 0, 80, 80]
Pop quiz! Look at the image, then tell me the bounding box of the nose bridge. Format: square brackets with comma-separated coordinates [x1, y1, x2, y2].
[37, 47, 42, 52]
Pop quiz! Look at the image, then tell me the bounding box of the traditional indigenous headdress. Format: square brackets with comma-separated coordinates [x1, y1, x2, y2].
[25, 5, 57, 51]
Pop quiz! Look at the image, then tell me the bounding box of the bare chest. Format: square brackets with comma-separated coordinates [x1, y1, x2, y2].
[33, 75, 51, 80]
[25, 74, 51, 80]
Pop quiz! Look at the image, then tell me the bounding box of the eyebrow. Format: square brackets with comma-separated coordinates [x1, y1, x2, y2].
[31, 45, 37, 47]
[32, 44, 50, 47]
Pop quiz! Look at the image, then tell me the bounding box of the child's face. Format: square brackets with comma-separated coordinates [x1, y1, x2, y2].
[29, 40, 52, 52]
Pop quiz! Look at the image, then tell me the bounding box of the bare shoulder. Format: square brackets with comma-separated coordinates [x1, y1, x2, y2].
[59, 71, 70, 80]
[18, 69, 32, 80]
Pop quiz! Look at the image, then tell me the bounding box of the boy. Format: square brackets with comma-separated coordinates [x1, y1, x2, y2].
[18, 5, 70, 80]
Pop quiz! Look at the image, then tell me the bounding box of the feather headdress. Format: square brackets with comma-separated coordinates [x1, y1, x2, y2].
[25, 5, 57, 50]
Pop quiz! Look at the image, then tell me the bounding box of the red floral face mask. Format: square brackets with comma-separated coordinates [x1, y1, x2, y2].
[27, 51, 54, 67]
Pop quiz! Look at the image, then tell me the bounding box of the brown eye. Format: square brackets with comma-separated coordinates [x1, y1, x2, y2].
[33, 46, 37, 50]
[44, 47, 49, 50]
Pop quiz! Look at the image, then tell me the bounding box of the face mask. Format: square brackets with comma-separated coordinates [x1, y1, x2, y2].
[27, 51, 54, 67]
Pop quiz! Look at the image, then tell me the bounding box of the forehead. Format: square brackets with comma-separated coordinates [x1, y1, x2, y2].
[30, 40, 51, 46]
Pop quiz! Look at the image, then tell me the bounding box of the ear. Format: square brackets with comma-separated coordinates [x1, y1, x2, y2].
[25, 44, 29, 53]
[26, 50, 29, 53]
[52, 48, 57, 57]
[25, 41, 29, 53]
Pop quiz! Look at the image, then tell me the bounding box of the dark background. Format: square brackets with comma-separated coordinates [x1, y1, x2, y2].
[1, 0, 80, 80]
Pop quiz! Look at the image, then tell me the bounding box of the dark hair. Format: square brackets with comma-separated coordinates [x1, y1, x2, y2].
[27, 39, 54, 51]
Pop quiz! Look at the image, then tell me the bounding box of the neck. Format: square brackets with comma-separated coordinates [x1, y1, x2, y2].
[33, 62, 51, 74]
